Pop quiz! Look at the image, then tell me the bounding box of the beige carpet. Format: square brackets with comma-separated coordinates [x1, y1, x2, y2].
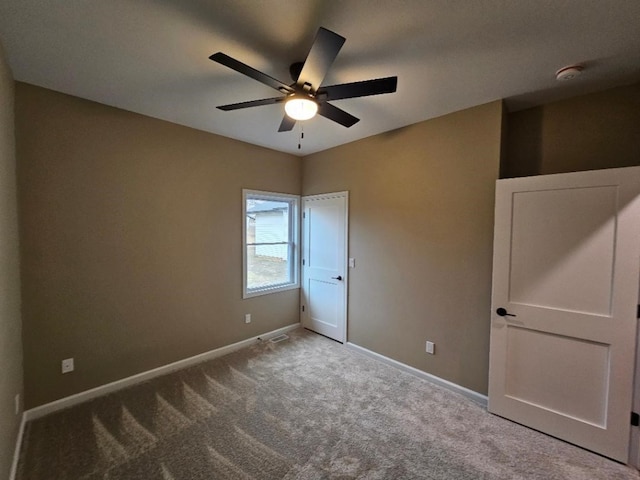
[17, 328, 640, 479]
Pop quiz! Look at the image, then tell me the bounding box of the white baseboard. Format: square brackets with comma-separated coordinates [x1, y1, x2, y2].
[9, 413, 26, 480]
[24, 323, 300, 422]
[346, 342, 488, 407]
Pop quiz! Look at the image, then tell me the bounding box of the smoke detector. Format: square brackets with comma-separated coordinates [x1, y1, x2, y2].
[556, 65, 583, 81]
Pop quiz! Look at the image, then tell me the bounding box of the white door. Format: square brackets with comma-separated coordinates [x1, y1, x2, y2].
[301, 192, 348, 343]
[488, 166, 640, 463]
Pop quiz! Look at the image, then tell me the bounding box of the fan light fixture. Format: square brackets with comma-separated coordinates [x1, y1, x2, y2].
[210, 27, 398, 132]
[284, 94, 318, 121]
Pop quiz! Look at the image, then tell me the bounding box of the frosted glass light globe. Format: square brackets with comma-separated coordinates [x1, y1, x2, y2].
[284, 95, 318, 121]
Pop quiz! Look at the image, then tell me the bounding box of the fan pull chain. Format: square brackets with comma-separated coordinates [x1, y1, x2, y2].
[298, 125, 305, 150]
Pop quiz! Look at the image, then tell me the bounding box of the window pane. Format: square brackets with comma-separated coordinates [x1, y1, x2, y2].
[243, 190, 299, 298]
[246, 197, 292, 291]
[246, 244, 291, 290]
[246, 199, 290, 243]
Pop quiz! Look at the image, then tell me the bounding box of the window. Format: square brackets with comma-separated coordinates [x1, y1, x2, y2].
[243, 189, 300, 298]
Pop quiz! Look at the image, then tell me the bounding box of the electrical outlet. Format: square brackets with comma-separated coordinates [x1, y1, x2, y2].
[245, 313, 251, 324]
[62, 358, 74, 374]
[425, 341, 435, 355]
[15, 393, 20, 415]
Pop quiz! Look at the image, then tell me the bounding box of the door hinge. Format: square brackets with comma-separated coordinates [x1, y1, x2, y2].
[632, 412, 639, 426]
[637, 304, 640, 319]
[301, 305, 305, 312]
[302, 259, 305, 266]
[303, 212, 306, 219]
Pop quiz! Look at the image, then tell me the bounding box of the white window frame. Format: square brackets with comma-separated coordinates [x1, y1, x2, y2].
[242, 189, 300, 299]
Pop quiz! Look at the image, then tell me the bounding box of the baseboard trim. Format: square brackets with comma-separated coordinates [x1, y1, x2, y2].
[346, 342, 488, 407]
[24, 323, 301, 421]
[9, 413, 26, 480]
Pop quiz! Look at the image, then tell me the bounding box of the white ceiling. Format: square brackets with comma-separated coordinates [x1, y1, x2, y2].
[1, 0, 639, 156]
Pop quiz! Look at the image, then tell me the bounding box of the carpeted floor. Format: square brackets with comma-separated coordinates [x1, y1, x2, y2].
[17, 328, 640, 479]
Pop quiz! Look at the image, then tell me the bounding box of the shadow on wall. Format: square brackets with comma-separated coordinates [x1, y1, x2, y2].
[502, 82, 640, 179]
[503, 107, 543, 178]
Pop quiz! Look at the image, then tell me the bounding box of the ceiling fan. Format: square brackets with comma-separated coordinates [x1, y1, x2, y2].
[209, 27, 398, 132]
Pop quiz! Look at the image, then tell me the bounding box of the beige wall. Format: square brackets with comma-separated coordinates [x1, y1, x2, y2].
[16, 83, 301, 408]
[303, 101, 503, 395]
[0, 44, 23, 477]
[504, 82, 640, 178]
[16, 77, 634, 411]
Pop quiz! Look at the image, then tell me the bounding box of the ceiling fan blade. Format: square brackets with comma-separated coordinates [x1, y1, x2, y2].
[278, 115, 296, 132]
[317, 102, 360, 128]
[217, 96, 285, 111]
[318, 76, 398, 101]
[210, 52, 293, 94]
[297, 27, 346, 92]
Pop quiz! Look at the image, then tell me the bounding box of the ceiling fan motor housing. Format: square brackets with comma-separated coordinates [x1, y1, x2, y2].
[289, 62, 304, 82]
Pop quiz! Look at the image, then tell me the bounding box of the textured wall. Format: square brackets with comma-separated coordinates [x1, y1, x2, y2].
[0, 43, 23, 477]
[16, 83, 302, 408]
[504, 82, 640, 178]
[303, 101, 503, 395]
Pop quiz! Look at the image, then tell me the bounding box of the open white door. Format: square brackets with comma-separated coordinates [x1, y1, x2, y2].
[301, 192, 348, 343]
[488, 166, 640, 463]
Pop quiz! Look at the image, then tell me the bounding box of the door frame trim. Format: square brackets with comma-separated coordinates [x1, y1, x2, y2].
[631, 316, 640, 469]
[301, 191, 349, 343]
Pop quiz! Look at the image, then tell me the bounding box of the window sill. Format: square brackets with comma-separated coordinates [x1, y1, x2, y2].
[243, 283, 300, 299]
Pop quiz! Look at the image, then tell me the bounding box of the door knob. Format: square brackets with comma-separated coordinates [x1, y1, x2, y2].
[496, 307, 516, 317]
[331, 276, 343, 281]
